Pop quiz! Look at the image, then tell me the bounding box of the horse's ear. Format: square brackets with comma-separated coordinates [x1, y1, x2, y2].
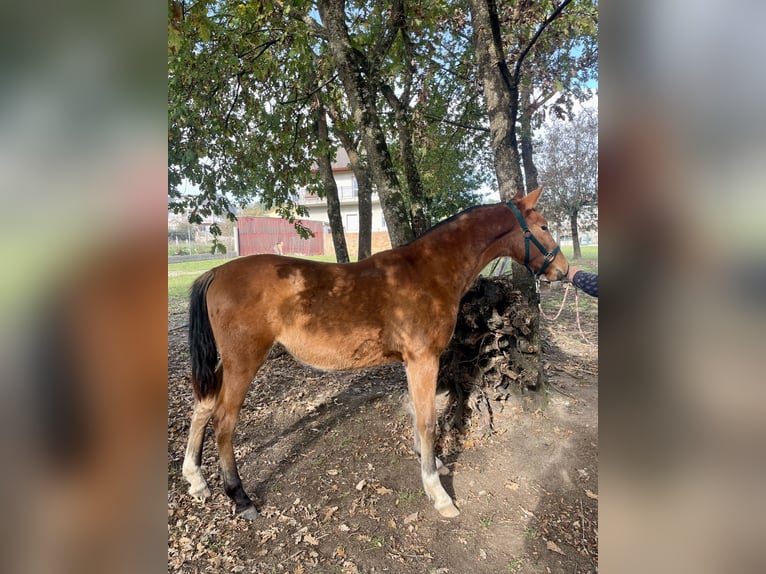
[512, 187, 526, 201]
[518, 187, 543, 210]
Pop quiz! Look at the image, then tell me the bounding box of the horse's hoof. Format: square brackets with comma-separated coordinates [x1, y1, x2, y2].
[436, 502, 460, 518]
[236, 506, 259, 521]
[188, 484, 211, 502]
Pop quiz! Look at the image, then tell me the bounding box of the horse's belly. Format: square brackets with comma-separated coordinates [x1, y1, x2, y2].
[277, 332, 399, 371]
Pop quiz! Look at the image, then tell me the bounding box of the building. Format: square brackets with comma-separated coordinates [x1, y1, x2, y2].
[295, 148, 392, 255]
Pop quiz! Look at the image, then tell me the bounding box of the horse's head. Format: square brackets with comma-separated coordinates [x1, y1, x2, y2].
[505, 187, 569, 282]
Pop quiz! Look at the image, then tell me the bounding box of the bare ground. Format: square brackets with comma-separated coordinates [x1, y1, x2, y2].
[168, 282, 598, 573]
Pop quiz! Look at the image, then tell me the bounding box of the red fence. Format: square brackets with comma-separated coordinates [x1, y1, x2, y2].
[237, 217, 325, 256]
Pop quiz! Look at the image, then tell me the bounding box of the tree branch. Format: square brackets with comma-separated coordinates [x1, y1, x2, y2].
[278, 73, 339, 106]
[423, 113, 490, 133]
[223, 74, 242, 132]
[512, 0, 573, 86]
[371, 0, 406, 68]
[290, 10, 329, 41]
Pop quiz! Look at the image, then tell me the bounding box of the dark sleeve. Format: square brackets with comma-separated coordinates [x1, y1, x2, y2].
[573, 270, 598, 298]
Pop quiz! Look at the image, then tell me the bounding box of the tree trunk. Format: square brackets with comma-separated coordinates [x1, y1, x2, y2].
[468, 0, 549, 397]
[313, 101, 350, 263]
[467, 0, 533, 303]
[326, 101, 373, 260]
[519, 116, 543, 369]
[335, 129, 373, 260]
[398, 118, 429, 236]
[318, 0, 415, 247]
[467, 0, 525, 202]
[520, 88, 539, 193]
[381, 85, 429, 237]
[570, 210, 581, 260]
[356, 174, 373, 259]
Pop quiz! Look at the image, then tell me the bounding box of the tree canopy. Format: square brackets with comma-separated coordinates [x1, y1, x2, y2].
[168, 0, 597, 252]
[168, 0, 495, 249]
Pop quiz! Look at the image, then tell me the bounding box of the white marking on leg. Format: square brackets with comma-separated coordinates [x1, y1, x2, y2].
[182, 398, 215, 501]
[435, 456, 450, 475]
[422, 469, 459, 517]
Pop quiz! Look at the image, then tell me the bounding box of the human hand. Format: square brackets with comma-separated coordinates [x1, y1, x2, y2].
[566, 266, 580, 283]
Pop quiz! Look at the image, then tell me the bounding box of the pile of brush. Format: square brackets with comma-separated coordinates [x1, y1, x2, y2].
[438, 275, 542, 435]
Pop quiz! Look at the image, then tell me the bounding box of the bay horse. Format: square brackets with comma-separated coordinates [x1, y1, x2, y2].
[183, 187, 568, 520]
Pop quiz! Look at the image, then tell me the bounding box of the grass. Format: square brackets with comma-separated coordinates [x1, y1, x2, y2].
[479, 514, 495, 529]
[560, 245, 598, 274]
[524, 526, 539, 540]
[363, 535, 385, 551]
[480, 244, 598, 277]
[396, 488, 424, 507]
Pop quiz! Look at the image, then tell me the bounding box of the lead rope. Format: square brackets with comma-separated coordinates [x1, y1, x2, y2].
[538, 281, 594, 347]
[573, 285, 594, 346]
[538, 282, 571, 320]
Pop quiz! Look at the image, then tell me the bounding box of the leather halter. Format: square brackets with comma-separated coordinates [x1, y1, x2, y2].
[507, 201, 561, 278]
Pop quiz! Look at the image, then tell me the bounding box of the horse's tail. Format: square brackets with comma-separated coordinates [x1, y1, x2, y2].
[189, 270, 220, 400]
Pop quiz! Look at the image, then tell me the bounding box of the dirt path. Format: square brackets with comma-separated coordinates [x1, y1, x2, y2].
[168, 284, 598, 573]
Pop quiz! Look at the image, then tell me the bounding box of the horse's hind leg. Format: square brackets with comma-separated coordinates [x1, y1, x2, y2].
[406, 353, 460, 518]
[182, 365, 221, 501]
[213, 348, 270, 520]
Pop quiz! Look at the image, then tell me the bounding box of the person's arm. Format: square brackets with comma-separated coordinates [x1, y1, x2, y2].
[566, 266, 598, 298]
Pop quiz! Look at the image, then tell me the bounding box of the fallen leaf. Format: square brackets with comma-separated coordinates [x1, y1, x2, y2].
[322, 506, 339, 522]
[584, 489, 598, 500]
[387, 518, 397, 529]
[355, 479, 367, 491]
[376, 486, 393, 495]
[303, 533, 319, 546]
[327, 469, 339, 476]
[403, 511, 419, 524]
[338, 524, 350, 532]
[546, 540, 566, 556]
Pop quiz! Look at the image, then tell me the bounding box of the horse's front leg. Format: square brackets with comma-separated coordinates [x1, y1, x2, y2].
[407, 400, 450, 476]
[405, 352, 460, 518]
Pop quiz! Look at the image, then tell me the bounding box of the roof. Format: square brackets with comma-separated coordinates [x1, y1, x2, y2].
[311, 147, 352, 173]
[331, 147, 351, 171]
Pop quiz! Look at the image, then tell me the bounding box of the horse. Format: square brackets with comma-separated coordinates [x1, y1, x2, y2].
[182, 186, 569, 520]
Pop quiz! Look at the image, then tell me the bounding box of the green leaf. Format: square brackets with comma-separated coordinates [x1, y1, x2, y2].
[168, 25, 182, 54]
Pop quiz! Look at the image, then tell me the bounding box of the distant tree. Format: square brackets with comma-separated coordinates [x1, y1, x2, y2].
[536, 107, 598, 259]
[509, 0, 598, 193]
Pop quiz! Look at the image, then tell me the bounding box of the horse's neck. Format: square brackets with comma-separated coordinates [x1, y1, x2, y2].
[411, 205, 516, 298]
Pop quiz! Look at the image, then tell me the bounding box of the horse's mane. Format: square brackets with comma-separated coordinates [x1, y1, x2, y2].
[410, 204, 493, 243]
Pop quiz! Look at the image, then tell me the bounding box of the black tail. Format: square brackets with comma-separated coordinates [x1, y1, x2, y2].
[189, 270, 219, 400]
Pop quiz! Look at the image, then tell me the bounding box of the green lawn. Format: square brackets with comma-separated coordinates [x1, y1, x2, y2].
[560, 245, 598, 274]
[168, 259, 223, 299]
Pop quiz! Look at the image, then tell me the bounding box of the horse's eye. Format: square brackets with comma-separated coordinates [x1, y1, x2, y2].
[540, 225, 548, 231]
